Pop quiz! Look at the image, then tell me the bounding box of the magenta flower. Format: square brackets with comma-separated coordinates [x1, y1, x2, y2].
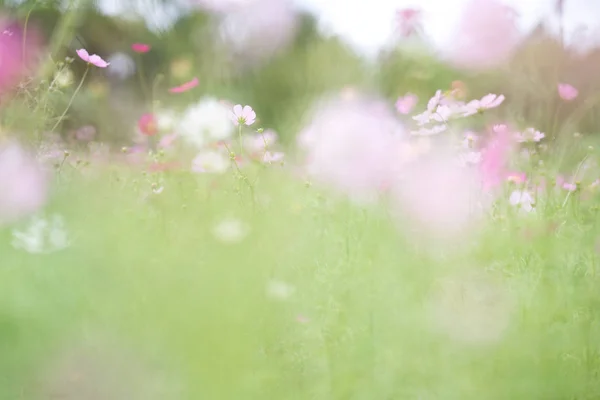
[0, 141, 48, 225]
[137, 113, 157, 136]
[231, 105, 257, 126]
[131, 43, 151, 53]
[558, 83, 578, 101]
[169, 77, 199, 93]
[76, 49, 110, 68]
[396, 93, 418, 114]
[0, 19, 43, 94]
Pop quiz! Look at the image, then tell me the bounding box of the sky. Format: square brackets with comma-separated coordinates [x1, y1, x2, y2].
[96, 0, 600, 56]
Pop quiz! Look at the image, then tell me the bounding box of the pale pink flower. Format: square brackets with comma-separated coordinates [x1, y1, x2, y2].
[480, 125, 513, 190]
[244, 130, 278, 154]
[558, 83, 578, 101]
[0, 141, 49, 224]
[158, 133, 178, 149]
[463, 94, 505, 116]
[168, 77, 199, 93]
[392, 149, 486, 238]
[396, 8, 421, 37]
[447, 0, 520, 70]
[131, 43, 151, 53]
[76, 49, 110, 68]
[462, 131, 479, 148]
[410, 124, 447, 136]
[395, 93, 418, 114]
[298, 96, 402, 203]
[515, 127, 544, 143]
[262, 151, 284, 164]
[231, 105, 257, 126]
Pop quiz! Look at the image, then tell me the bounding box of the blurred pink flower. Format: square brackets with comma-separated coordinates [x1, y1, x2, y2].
[515, 127, 545, 143]
[506, 171, 527, 184]
[395, 93, 418, 114]
[131, 43, 151, 53]
[244, 130, 278, 155]
[298, 96, 402, 203]
[138, 113, 158, 136]
[447, 0, 520, 70]
[396, 8, 421, 37]
[393, 149, 485, 238]
[0, 19, 43, 94]
[231, 105, 256, 126]
[158, 133, 178, 149]
[262, 151, 284, 164]
[169, 77, 199, 93]
[76, 49, 110, 68]
[558, 83, 578, 101]
[480, 124, 514, 190]
[0, 141, 48, 224]
[216, 0, 298, 68]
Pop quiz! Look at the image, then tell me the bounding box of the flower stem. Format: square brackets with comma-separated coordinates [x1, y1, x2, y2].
[136, 54, 151, 100]
[238, 124, 243, 155]
[50, 64, 89, 133]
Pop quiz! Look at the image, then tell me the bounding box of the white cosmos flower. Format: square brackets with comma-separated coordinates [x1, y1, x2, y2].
[191, 150, 230, 174]
[509, 190, 534, 212]
[12, 214, 71, 254]
[177, 98, 234, 148]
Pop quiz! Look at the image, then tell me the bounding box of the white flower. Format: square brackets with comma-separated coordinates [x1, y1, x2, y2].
[212, 217, 249, 243]
[12, 214, 71, 254]
[266, 280, 295, 300]
[156, 110, 178, 132]
[105, 52, 136, 80]
[509, 190, 534, 212]
[177, 98, 234, 148]
[458, 151, 482, 166]
[191, 150, 230, 174]
[54, 68, 73, 88]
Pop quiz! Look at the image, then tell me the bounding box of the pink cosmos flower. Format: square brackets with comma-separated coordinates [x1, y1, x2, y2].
[169, 77, 199, 93]
[131, 43, 151, 53]
[396, 8, 421, 37]
[506, 172, 527, 184]
[392, 149, 486, 238]
[76, 49, 110, 68]
[395, 93, 418, 114]
[515, 127, 545, 143]
[558, 83, 578, 101]
[0, 141, 48, 224]
[231, 105, 257, 126]
[480, 124, 514, 190]
[463, 94, 505, 116]
[138, 113, 157, 136]
[447, 0, 520, 70]
[298, 95, 402, 203]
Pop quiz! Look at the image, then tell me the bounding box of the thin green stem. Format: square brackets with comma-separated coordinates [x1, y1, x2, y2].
[50, 64, 89, 133]
[238, 124, 243, 155]
[22, 2, 38, 61]
[136, 54, 151, 100]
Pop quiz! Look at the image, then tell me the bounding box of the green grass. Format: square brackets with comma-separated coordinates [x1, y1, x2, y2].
[1, 162, 600, 399]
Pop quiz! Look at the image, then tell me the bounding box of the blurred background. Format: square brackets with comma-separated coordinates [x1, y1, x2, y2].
[2, 0, 600, 147]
